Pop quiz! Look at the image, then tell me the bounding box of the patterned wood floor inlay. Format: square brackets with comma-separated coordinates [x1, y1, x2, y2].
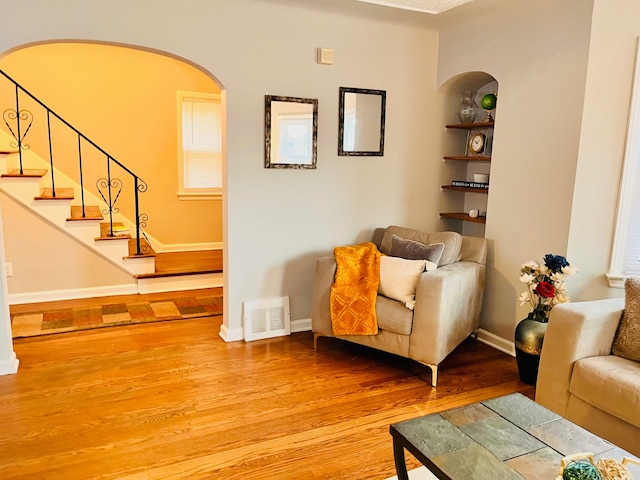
[10, 292, 223, 338]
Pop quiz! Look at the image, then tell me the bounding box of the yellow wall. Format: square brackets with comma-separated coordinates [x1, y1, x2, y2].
[0, 42, 221, 248]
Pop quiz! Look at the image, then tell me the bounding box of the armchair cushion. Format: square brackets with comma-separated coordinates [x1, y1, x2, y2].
[388, 234, 445, 265]
[379, 226, 462, 266]
[612, 276, 640, 361]
[379, 256, 432, 310]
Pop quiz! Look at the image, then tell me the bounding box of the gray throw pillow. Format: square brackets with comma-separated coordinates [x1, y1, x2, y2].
[389, 234, 445, 266]
[612, 276, 640, 362]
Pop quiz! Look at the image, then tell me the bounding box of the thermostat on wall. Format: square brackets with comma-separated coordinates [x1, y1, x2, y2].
[317, 48, 334, 65]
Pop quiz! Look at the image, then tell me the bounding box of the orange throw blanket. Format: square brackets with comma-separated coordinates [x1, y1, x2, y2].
[330, 242, 380, 336]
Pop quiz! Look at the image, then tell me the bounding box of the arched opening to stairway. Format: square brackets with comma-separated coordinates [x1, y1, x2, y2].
[0, 41, 224, 306]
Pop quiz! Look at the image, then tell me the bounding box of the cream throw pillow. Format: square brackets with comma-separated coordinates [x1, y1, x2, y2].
[612, 276, 640, 361]
[378, 256, 436, 310]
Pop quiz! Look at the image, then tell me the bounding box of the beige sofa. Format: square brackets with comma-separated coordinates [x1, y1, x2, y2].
[311, 226, 487, 387]
[536, 299, 640, 456]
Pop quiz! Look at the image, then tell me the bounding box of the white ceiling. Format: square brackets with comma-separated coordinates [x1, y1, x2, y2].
[356, 0, 477, 14]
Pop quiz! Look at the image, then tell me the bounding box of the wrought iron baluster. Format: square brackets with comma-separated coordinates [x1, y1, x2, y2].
[77, 135, 85, 217]
[47, 111, 56, 196]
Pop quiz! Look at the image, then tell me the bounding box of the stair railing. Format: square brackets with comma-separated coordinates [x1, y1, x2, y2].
[0, 68, 150, 255]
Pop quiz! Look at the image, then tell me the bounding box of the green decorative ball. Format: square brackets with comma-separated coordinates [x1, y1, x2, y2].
[480, 93, 497, 111]
[562, 461, 602, 480]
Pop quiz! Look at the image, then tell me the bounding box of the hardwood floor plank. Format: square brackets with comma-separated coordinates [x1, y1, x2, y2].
[0, 316, 533, 479]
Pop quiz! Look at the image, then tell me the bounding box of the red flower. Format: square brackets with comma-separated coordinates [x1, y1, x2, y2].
[535, 281, 555, 298]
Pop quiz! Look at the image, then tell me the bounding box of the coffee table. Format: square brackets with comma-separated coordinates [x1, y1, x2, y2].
[390, 393, 640, 480]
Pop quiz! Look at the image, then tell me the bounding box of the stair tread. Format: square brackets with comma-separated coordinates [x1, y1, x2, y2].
[134, 250, 222, 279]
[0, 149, 19, 155]
[127, 237, 155, 257]
[2, 169, 48, 178]
[96, 222, 131, 240]
[35, 187, 74, 200]
[67, 205, 104, 221]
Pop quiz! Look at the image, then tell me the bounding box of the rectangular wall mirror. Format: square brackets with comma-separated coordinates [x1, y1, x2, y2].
[265, 95, 318, 169]
[338, 87, 386, 156]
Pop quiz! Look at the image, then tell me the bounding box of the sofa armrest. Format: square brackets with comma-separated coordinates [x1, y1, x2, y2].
[409, 261, 485, 366]
[536, 298, 624, 416]
[311, 256, 337, 336]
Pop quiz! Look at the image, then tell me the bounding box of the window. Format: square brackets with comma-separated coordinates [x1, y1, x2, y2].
[608, 39, 640, 287]
[177, 91, 222, 199]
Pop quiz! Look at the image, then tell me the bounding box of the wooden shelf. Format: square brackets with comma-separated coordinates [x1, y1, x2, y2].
[442, 185, 489, 194]
[444, 155, 491, 162]
[440, 212, 486, 224]
[445, 121, 494, 130]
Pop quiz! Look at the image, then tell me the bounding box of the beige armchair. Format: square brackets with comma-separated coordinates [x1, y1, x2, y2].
[311, 226, 487, 387]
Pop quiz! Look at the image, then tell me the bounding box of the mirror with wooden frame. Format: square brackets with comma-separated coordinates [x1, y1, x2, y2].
[338, 87, 386, 156]
[265, 95, 318, 169]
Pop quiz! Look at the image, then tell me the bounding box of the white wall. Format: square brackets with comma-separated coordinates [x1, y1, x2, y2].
[436, 0, 594, 340]
[567, 0, 640, 301]
[0, 0, 442, 341]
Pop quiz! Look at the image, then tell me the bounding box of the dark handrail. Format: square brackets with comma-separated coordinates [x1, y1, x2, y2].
[0, 68, 150, 255]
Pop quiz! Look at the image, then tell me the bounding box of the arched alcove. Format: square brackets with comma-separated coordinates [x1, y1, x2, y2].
[438, 71, 498, 238]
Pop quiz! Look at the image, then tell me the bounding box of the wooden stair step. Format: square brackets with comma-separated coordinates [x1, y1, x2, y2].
[67, 205, 104, 221]
[134, 249, 222, 279]
[0, 149, 19, 155]
[96, 222, 131, 240]
[35, 187, 74, 200]
[126, 237, 156, 257]
[1, 169, 48, 178]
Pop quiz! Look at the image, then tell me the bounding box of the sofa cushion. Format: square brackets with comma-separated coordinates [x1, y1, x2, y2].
[389, 234, 445, 265]
[570, 355, 640, 429]
[379, 255, 434, 310]
[380, 226, 462, 266]
[612, 276, 640, 361]
[376, 294, 414, 335]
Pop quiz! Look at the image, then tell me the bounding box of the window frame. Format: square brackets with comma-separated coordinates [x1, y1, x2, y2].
[607, 38, 640, 288]
[177, 91, 222, 200]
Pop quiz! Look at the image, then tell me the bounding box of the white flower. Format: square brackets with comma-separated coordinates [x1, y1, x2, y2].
[521, 261, 539, 270]
[519, 273, 535, 284]
[550, 272, 566, 283]
[539, 264, 550, 275]
[562, 265, 579, 276]
[518, 291, 532, 305]
[553, 293, 570, 305]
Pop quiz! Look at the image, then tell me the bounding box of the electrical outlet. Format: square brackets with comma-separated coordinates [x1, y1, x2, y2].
[5, 263, 12, 277]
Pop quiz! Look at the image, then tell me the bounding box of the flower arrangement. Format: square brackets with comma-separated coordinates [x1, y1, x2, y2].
[518, 254, 578, 323]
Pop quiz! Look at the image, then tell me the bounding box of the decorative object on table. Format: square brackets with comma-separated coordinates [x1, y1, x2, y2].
[556, 452, 637, 480]
[480, 92, 497, 122]
[457, 90, 478, 124]
[515, 253, 578, 385]
[558, 453, 602, 480]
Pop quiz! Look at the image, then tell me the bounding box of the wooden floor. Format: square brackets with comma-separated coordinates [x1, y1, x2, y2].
[0, 317, 534, 479]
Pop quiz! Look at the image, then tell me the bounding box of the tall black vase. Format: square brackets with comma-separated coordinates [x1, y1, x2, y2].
[514, 318, 548, 385]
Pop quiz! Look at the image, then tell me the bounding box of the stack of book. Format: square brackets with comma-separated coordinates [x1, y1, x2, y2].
[111, 225, 130, 237]
[451, 180, 489, 189]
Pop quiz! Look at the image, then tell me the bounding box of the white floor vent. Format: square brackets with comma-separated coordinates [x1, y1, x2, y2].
[243, 296, 291, 341]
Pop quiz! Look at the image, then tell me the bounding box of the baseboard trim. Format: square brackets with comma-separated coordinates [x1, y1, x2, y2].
[219, 323, 243, 342]
[161, 242, 222, 253]
[8, 284, 139, 305]
[291, 317, 311, 333]
[0, 352, 19, 376]
[477, 328, 515, 357]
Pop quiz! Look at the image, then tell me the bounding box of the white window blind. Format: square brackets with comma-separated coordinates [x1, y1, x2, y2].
[180, 94, 222, 194]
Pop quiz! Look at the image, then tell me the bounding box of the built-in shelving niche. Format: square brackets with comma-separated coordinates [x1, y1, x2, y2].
[438, 72, 498, 238]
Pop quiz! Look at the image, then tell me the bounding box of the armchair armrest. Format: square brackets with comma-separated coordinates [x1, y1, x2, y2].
[409, 261, 485, 366]
[536, 298, 624, 416]
[311, 256, 337, 336]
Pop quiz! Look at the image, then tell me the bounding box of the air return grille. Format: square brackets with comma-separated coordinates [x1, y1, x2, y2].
[242, 296, 290, 341]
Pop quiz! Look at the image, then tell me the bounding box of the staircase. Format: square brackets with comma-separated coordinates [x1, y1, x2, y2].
[0, 69, 222, 301]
